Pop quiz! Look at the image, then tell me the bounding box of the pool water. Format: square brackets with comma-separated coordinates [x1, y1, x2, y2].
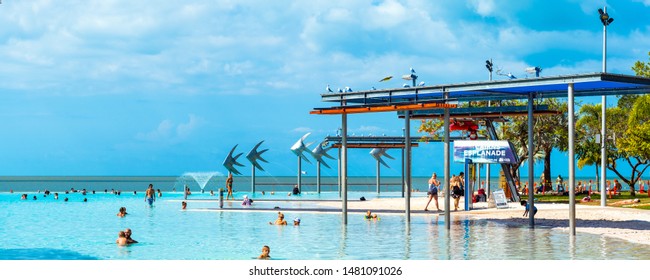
[1, 192, 648, 260]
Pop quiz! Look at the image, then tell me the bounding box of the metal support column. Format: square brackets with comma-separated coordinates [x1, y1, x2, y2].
[341, 113, 348, 224]
[486, 164, 491, 197]
[297, 157, 302, 193]
[405, 110, 412, 222]
[251, 166, 256, 193]
[317, 162, 321, 194]
[527, 93, 535, 228]
[601, 6, 609, 207]
[338, 148, 341, 197]
[444, 90, 451, 230]
[569, 83, 576, 236]
[401, 149, 405, 198]
[464, 159, 471, 211]
[376, 160, 381, 194]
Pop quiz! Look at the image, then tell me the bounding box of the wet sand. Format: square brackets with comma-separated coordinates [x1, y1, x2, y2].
[316, 196, 650, 246]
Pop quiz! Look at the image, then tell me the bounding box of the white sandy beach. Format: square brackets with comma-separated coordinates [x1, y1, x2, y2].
[317, 196, 650, 246]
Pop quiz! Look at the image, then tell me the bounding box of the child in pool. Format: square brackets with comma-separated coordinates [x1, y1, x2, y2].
[116, 231, 128, 246]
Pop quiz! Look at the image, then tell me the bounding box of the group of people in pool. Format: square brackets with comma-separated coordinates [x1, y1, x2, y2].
[116, 228, 138, 246]
[269, 211, 300, 226]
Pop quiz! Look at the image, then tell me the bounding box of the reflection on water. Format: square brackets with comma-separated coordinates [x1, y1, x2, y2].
[1, 193, 650, 260]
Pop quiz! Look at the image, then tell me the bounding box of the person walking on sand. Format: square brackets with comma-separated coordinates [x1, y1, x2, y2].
[145, 184, 156, 206]
[226, 173, 234, 200]
[424, 172, 441, 211]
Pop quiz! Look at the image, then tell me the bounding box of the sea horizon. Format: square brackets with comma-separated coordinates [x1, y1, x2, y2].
[1, 174, 643, 193]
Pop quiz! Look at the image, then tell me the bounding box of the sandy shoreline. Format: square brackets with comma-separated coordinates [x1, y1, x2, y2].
[315, 196, 650, 246]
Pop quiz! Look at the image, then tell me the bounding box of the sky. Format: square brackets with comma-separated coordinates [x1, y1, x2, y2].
[0, 0, 649, 178]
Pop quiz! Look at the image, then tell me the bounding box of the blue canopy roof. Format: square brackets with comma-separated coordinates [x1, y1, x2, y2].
[316, 73, 650, 108]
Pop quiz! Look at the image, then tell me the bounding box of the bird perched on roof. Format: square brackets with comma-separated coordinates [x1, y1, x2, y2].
[337, 88, 343, 93]
[345, 86, 353, 92]
[418, 81, 425, 86]
[507, 73, 517, 79]
[410, 67, 416, 74]
[326, 85, 333, 92]
[379, 75, 393, 82]
[403, 84, 410, 88]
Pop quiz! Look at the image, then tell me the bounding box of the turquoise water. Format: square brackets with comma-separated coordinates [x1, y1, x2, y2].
[2, 190, 650, 260]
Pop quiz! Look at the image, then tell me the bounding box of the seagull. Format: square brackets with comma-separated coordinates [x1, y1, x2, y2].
[403, 84, 410, 88]
[345, 86, 353, 92]
[326, 85, 333, 92]
[337, 88, 343, 93]
[418, 81, 425, 86]
[371, 86, 376, 90]
[507, 73, 517, 79]
[410, 67, 416, 74]
[379, 75, 393, 82]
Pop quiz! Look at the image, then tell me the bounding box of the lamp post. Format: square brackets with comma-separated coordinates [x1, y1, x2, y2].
[599, 6, 613, 207]
[485, 59, 493, 196]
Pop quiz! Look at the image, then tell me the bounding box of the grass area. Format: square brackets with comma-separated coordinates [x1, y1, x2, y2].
[528, 191, 650, 209]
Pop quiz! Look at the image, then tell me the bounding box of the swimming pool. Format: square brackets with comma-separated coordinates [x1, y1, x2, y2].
[1, 191, 648, 260]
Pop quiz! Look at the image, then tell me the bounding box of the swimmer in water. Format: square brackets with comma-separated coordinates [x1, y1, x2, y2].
[270, 212, 287, 225]
[258, 245, 270, 259]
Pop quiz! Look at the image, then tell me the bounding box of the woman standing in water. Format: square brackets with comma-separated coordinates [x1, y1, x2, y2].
[226, 173, 234, 200]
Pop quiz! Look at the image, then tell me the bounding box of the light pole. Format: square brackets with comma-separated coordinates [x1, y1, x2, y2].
[485, 59, 493, 196]
[599, 7, 613, 207]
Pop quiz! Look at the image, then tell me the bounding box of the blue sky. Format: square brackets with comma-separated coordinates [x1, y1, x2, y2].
[0, 0, 649, 178]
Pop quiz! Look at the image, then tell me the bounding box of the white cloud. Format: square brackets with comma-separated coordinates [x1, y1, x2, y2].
[469, 0, 496, 16]
[292, 127, 313, 133]
[136, 114, 203, 143]
[136, 119, 174, 142]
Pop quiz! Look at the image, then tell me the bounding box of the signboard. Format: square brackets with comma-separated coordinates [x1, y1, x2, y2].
[453, 140, 518, 164]
[493, 190, 509, 209]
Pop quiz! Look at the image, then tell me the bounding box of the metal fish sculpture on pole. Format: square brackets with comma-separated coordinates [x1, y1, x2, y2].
[291, 133, 315, 192]
[312, 140, 334, 193]
[223, 144, 244, 176]
[246, 140, 268, 193]
[370, 148, 394, 193]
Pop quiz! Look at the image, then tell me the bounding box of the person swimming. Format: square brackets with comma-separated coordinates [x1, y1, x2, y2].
[117, 207, 127, 217]
[364, 210, 373, 219]
[242, 195, 252, 206]
[270, 212, 287, 225]
[258, 245, 271, 259]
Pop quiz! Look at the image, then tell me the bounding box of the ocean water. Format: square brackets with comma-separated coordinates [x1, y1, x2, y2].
[1, 179, 650, 260]
[1, 175, 642, 194]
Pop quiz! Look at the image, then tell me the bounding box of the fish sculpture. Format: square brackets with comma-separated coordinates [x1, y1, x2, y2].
[370, 148, 394, 168]
[311, 141, 334, 169]
[291, 133, 315, 164]
[245, 140, 269, 171]
[223, 144, 244, 175]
